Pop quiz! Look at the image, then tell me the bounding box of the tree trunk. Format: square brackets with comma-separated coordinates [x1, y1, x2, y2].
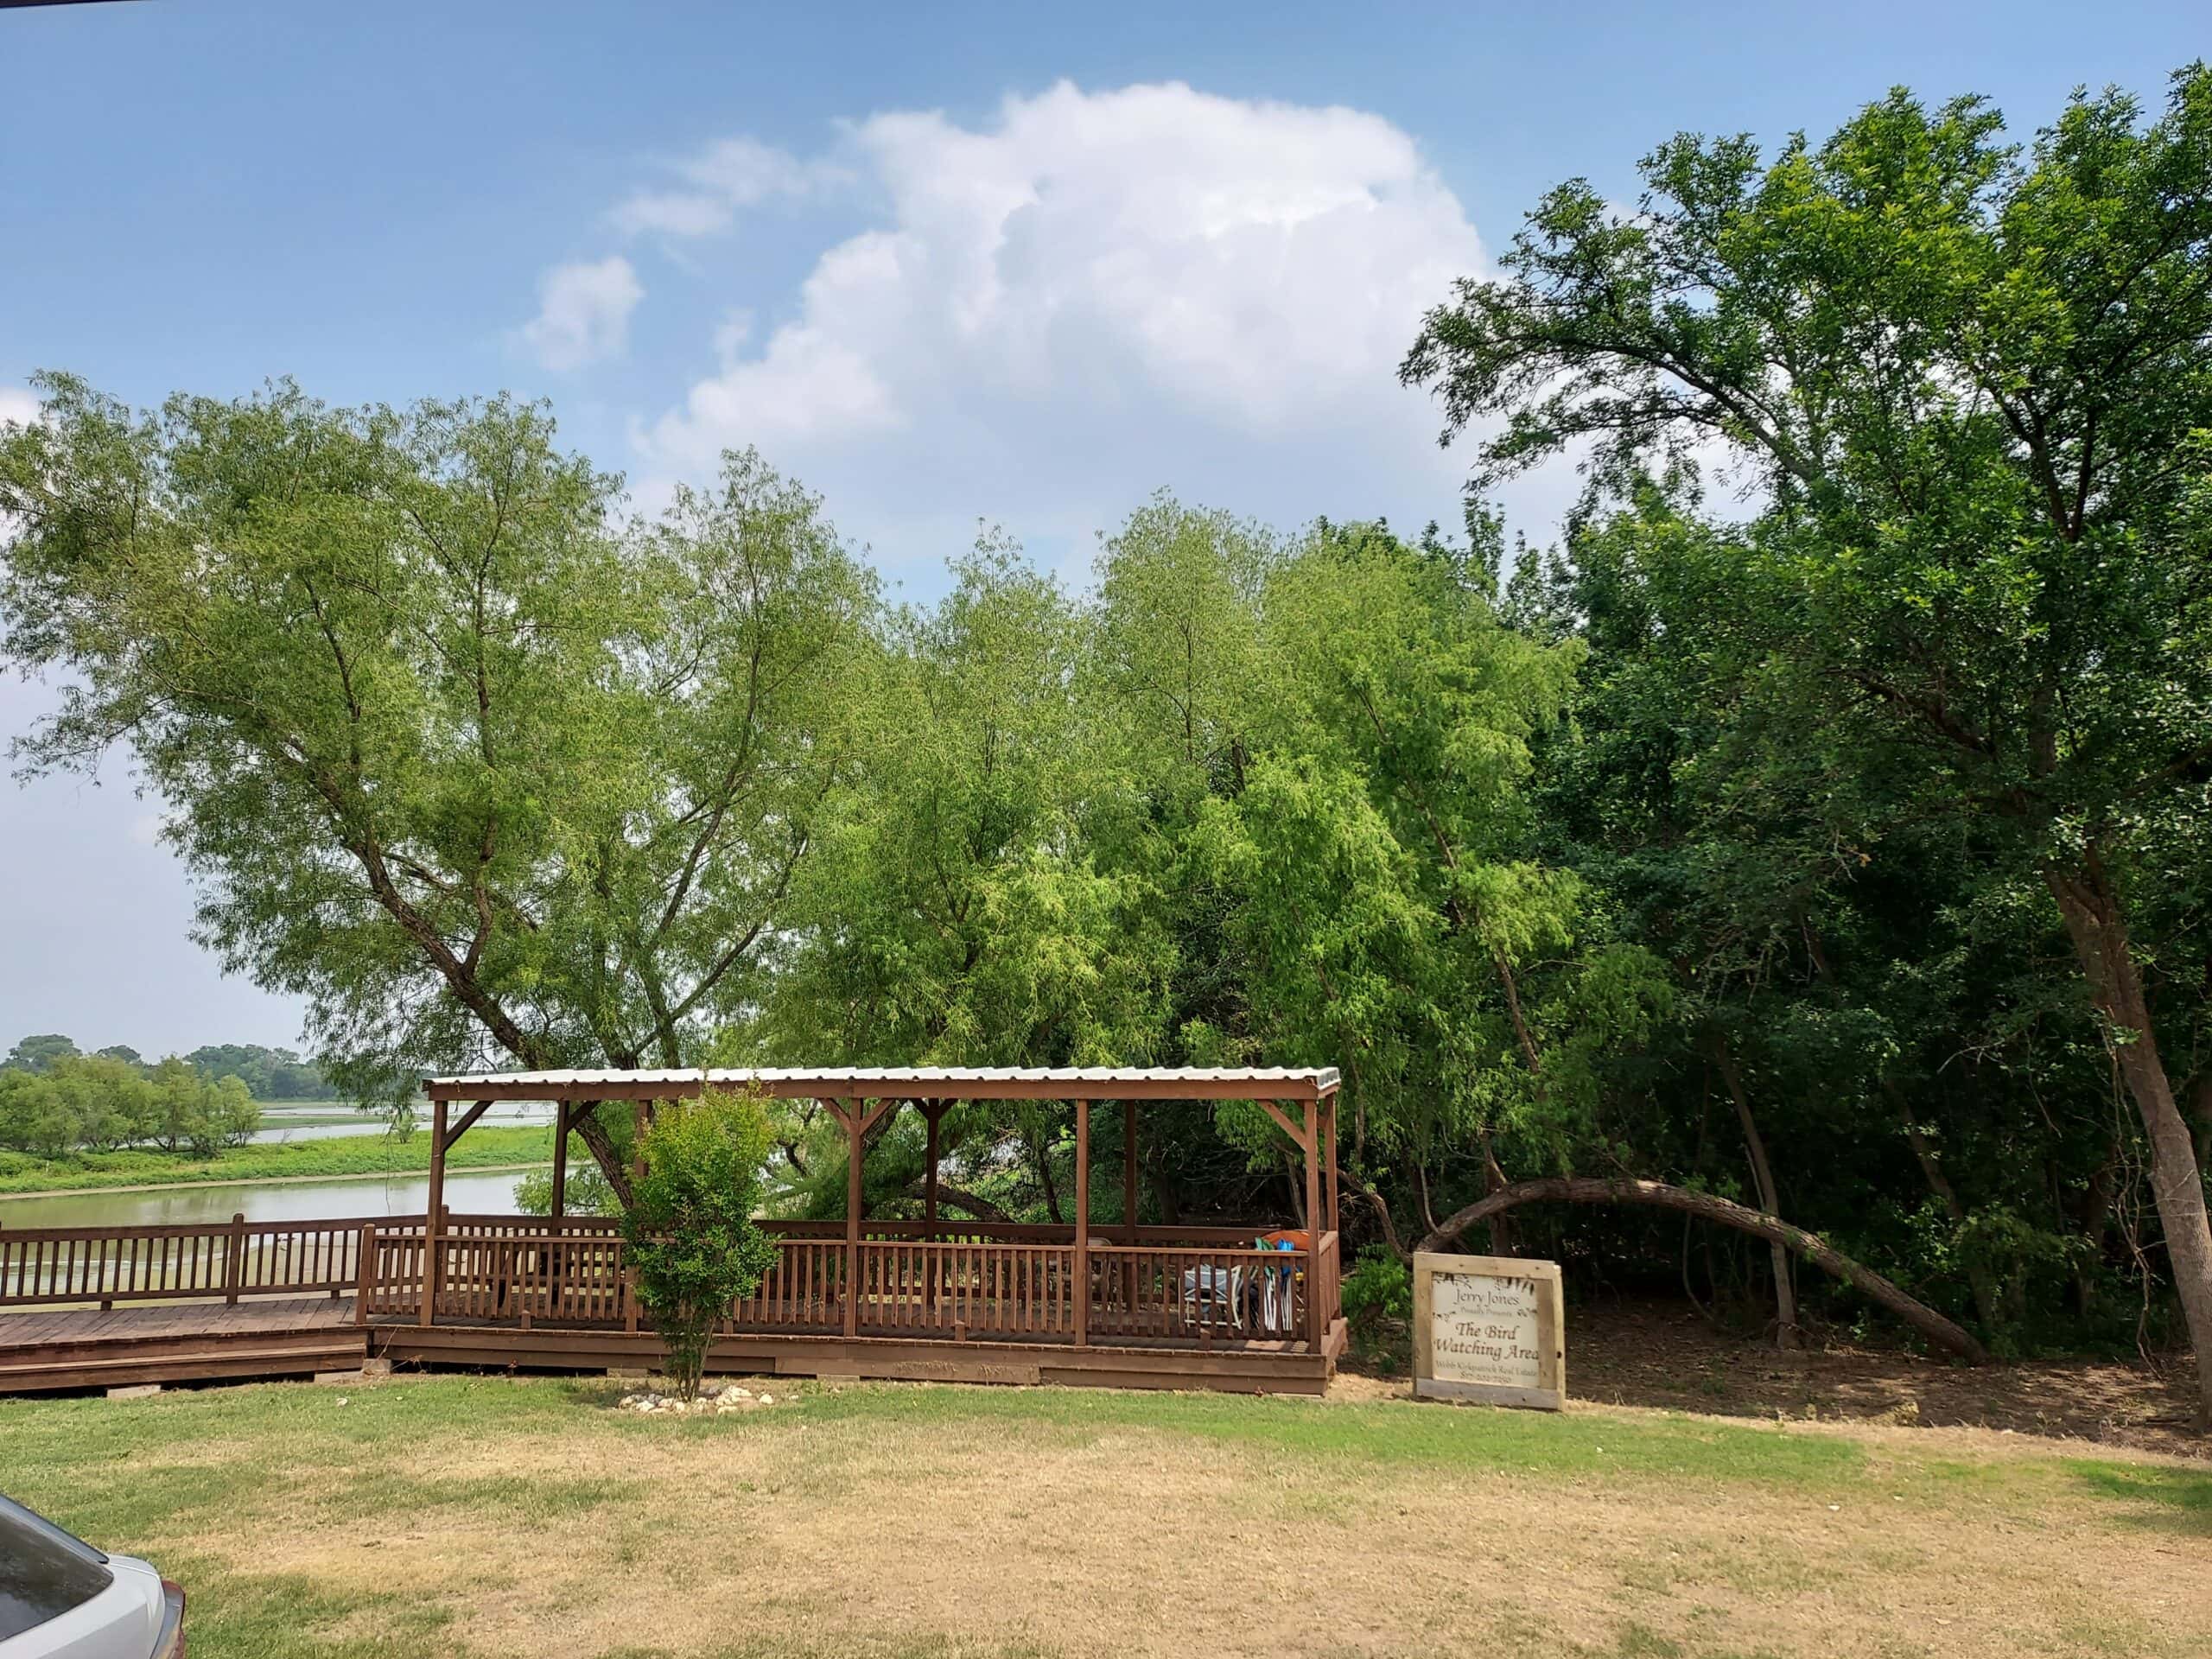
[1032, 1128, 1063, 1224]
[2047, 853, 2212, 1426]
[1417, 1175, 1988, 1363]
[566, 1102, 633, 1211]
[1711, 1037, 1799, 1349]
[1478, 1126, 1515, 1257]
[899, 1179, 1012, 1224]
[2190, 1072, 2212, 1173]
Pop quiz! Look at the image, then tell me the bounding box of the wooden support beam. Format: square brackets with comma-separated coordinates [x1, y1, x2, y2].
[1303, 1103, 1324, 1353]
[1122, 1100, 1139, 1243]
[923, 1105, 945, 1236]
[843, 1099, 863, 1338]
[1073, 1099, 1090, 1349]
[857, 1098, 898, 1138]
[420, 1096, 448, 1328]
[549, 1101, 569, 1219]
[923, 1103, 947, 1311]
[1256, 1096, 1310, 1153]
[1323, 1096, 1339, 1236]
[444, 1098, 494, 1146]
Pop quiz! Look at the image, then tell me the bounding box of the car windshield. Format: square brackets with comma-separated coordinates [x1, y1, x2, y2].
[0, 1495, 112, 1642]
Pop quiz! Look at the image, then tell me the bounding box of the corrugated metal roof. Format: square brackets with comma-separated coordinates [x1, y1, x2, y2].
[423, 1065, 1341, 1101]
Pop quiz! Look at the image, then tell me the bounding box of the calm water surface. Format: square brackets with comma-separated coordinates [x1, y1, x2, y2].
[0, 1169, 531, 1231]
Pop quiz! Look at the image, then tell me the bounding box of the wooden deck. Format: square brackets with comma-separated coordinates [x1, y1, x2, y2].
[0, 1211, 1345, 1396]
[0, 1296, 367, 1394]
[0, 1297, 1344, 1396]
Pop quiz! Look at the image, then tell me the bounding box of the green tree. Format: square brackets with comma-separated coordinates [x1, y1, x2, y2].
[0, 382, 874, 1201]
[4, 1033, 78, 1073]
[1403, 68, 2212, 1414]
[620, 1087, 779, 1402]
[0, 1068, 70, 1157]
[757, 541, 1173, 1217]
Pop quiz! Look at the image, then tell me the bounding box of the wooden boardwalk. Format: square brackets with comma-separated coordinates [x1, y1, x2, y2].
[0, 1295, 1342, 1396]
[0, 1296, 367, 1394]
[0, 1206, 1344, 1396]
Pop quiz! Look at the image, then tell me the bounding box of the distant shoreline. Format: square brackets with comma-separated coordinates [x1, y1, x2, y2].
[0, 1160, 554, 1204]
[0, 1122, 556, 1198]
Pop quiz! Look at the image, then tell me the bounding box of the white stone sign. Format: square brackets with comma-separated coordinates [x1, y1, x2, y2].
[1413, 1252, 1564, 1409]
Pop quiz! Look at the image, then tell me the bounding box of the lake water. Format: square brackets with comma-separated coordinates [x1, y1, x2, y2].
[243, 1102, 556, 1144]
[0, 1168, 531, 1231]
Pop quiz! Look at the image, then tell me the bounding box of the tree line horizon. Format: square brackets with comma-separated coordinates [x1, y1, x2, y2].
[0, 1035, 343, 1160]
[3, 68, 2210, 1414]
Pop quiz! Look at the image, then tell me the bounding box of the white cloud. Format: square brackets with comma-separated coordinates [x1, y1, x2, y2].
[616, 83, 1529, 570]
[0, 385, 41, 428]
[518, 256, 645, 371]
[610, 137, 846, 238]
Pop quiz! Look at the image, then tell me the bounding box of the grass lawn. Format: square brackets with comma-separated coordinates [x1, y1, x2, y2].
[0, 1376, 2204, 1659]
[0, 1123, 554, 1194]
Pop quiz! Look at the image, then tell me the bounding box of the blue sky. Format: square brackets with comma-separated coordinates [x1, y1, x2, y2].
[3, 0, 2206, 1057]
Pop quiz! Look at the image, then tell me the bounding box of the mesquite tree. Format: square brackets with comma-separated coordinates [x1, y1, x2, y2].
[0, 379, 874, 1199]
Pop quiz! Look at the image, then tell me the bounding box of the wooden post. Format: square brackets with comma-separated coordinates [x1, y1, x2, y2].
[843, 1100, 862, 1339]
[1324, 1096, 1340, 1236]
[354, 1224, 375, 1326]
[550, 1101, 569, 1219]
[1073, 1098, 1090, 1348]
[1300, 1101, 1323, 1352]
[223, 1212, 246, 1305]
[924, 1105, 943, 1237]
[421, 1096, 448, 1328]
[921, 1103, 944, 1317]
[1122, 1100, 1139, 1243]
[632, 1099, 647, 1181]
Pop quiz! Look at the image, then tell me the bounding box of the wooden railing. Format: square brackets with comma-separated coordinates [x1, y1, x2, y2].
[424, 1231, 632, 1326]
[759, 1218, 1274, 1248]
[3, 1212, 1343, 1351]
[1314, 1230, 1341, 1344]
[1, 1215, 378, 1308]
[729, 1236, 844, 1333]
[855, 1240, 1076, 1338]
[1086, 1243, 1310, 1344]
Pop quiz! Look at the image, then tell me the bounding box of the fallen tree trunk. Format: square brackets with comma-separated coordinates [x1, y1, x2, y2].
[1416, 1176, 1989, 1364]
[899, 1179, 1014, 1224]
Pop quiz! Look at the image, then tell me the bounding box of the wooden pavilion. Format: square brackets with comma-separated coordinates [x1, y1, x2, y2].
[398, 1066, 1347, 1393]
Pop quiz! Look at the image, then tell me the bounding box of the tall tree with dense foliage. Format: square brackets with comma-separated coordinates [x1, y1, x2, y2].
[0, 379, 873, 1198]
[1403, 69, 2212, 1413]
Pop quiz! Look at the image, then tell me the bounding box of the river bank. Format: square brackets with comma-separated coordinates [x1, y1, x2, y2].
[0, 1123, 555, 1196]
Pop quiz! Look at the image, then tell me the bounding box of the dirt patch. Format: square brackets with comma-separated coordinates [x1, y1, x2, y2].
[1538, 1296, 2208, 1459]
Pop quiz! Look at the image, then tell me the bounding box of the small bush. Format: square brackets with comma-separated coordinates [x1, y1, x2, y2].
[620, 1087, 779, 1402]
[1341, 1245, 1413, 1367]
[1341, 1244, 1411, 1326]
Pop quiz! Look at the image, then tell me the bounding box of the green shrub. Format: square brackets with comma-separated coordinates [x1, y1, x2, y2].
[620, 1087, 779, 1402]
[1340, 1244, 1411, 1327]
[1341, 1245, 1414, 1367]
